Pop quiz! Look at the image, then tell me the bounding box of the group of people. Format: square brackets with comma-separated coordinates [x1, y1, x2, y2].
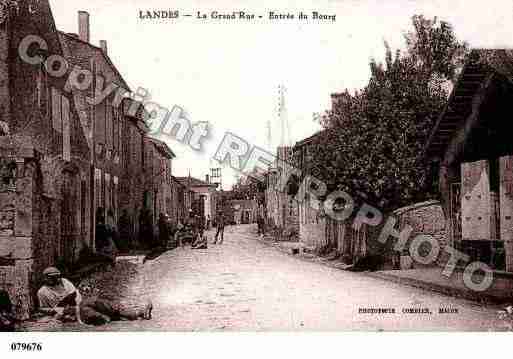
[173, 210, 226, 249]
[0, 208, 230, 331]
[94, 204, 231, 254]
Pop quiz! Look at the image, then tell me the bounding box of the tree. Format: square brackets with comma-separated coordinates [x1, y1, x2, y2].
[307, 15, 468, 211]
[229, 172, 265, 201]
[404, 15, 468, 83]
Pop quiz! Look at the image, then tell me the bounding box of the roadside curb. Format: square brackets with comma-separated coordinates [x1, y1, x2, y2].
[255, 235, 351, 270]
[367, 272, 511, 305]
[254, 234, 512, 306]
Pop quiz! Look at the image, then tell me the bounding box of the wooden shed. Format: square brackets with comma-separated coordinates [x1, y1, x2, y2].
[425, 49, 513, 270]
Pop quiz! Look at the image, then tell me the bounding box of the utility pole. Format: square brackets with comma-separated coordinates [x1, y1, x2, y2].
[277, 84, 291, 147]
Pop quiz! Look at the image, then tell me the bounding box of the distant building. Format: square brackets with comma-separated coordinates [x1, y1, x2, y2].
[148, 138, 176, 227]
[293, 129, 367, 260]
[228, 200, 258, 225]
[265, 146, 299, 232]
[176, 176, 218, 224]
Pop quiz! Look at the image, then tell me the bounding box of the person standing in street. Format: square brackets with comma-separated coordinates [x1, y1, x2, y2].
[158, 213, 170, 249]
[213, 211, 225, 245]
[139, 208, 154, 249]
[117, 209, 131, 252]
[106, 209, 119, 250]
[257, 204, 266, 236]
[95, 208, 117, 265]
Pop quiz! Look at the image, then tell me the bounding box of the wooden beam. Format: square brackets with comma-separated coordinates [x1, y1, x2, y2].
[423, 59, 488, 159]
[443, 73, 495, 166]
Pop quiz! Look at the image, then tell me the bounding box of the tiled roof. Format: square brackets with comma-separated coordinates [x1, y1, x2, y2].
[57, 31, 130, 91]
[294, 129, 328, 149]
[149, 138, 176, 159]
[424, 49, 512, 159]
[175, 177, 217, 188]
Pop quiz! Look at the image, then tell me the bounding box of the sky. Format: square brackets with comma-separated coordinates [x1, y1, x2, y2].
[48, 0, 513, 189]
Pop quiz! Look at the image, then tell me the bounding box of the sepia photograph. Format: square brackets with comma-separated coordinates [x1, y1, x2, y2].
[1, 0, 513, 353]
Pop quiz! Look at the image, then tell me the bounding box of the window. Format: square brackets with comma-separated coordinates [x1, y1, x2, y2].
[113, 176, 119, 218]
[124, 125, 131, 169]
[51, 88, 62, 133]
[105, 173, 111, 211]
[141, 137, 145, 169]
[62, 96, 71, 161]
[80, 180, 86, 236]
[94, 168, 102, 212]
[116, 108, 122, 164]
[36, 67, 50, 116]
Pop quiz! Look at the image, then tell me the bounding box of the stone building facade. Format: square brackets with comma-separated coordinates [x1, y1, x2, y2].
[293, 128, 448, 266]
[57, 15, 132, 251]
[117, 99, 149, 249]
[148, 138, 177, 232]
[265, 146, 299, 233]
[229, 199, 258, 225]
[176, 176, 218, 224]
[0, 2, 187, 318]
[170, 176, 189, 224]
[293, 128, 369, 261]
[0, 1, 92, 319]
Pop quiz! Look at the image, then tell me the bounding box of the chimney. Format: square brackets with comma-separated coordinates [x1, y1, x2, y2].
[78, 11, 90, 43]
[99, 40, 108, 55]
[205, 175, 210, 184]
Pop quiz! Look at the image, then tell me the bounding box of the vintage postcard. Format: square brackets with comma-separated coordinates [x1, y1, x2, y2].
[1, 0, 513, 344]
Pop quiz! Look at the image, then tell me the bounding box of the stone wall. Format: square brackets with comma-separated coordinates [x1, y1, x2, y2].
[298, 194, 329, 251]
[265, 146, 300, 234]
[0, 140, 43, 319]
[119, 119, 145, 246]
[299, 217, 326, 250]
[392, 200, 449, 268]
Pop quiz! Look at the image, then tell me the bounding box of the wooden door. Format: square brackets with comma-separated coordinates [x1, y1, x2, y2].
[461, 160, 493, 240]
[61, 170, 78, 267]
[500, 156, 513, 271]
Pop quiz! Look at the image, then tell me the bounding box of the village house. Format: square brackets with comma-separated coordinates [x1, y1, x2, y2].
[0, 0, 92, 318]
[148, 138, 177, 232]
[58, 11, 183, 251]
[425, 49, 513, 272]
[228, 199, 258, 225]
[293, 94, 447, 268]
[265, 146, 299, 236]
[291, 94, 373, 262]
[176, 176, 218, 225]
[0, 1, 187, 319]
[292, 130, 366, 259]
[57, 12, 133, 251]
[170, 176, 191, 224]
[118, 98, 150, 249]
